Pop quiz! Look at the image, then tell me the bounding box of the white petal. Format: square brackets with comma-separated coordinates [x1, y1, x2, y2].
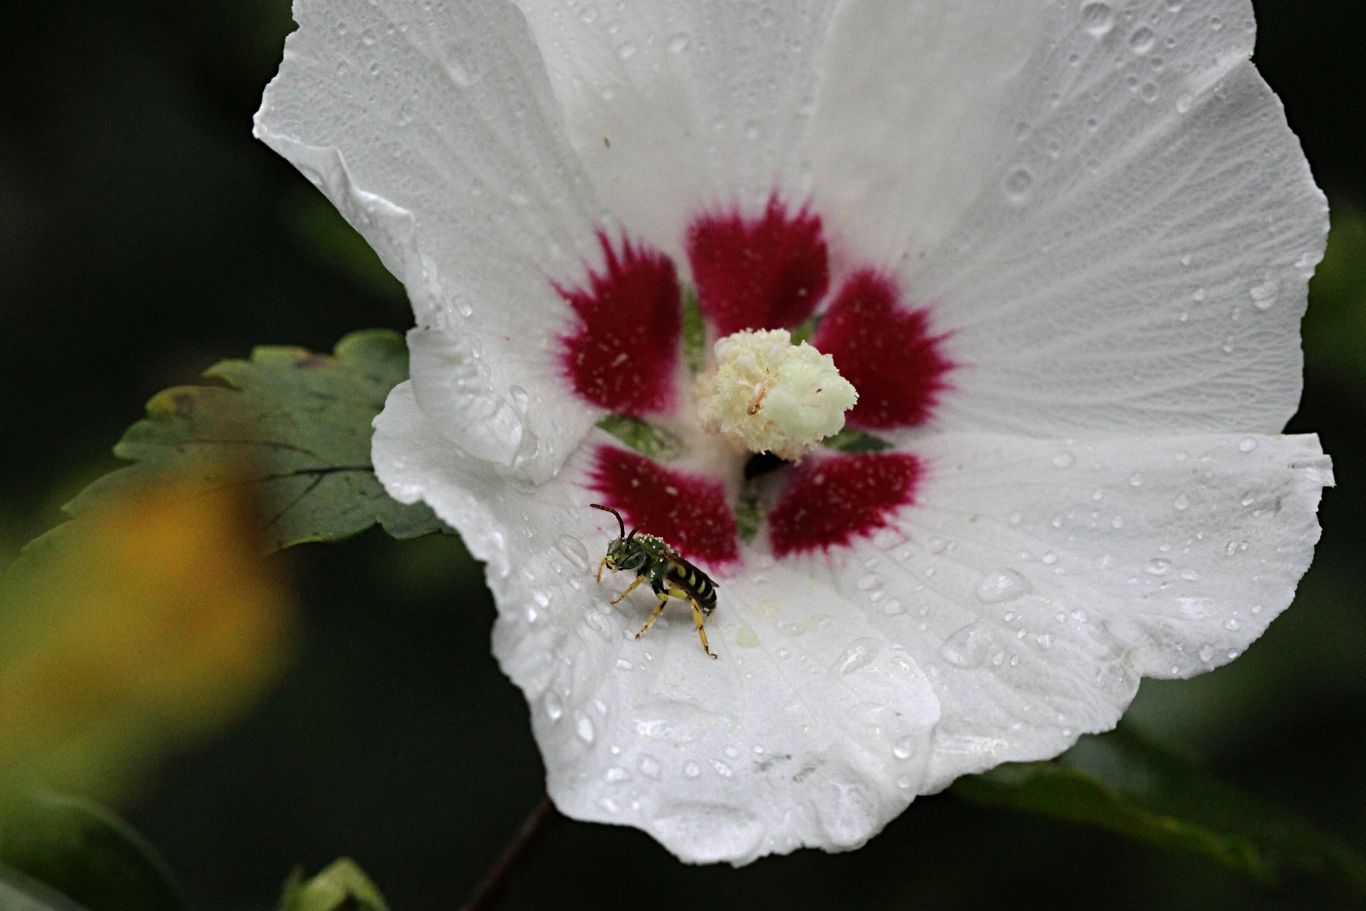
[807, 0, 1327, 435]
[376, 383, 1328, 861]
[256, 0, 604, 479]
[515, 0, 836, 253]
[847, 430, 1327, 791]
[375, 383, 941, 861]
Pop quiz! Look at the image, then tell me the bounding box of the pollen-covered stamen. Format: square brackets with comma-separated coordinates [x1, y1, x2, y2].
[695, 329, 858, 462]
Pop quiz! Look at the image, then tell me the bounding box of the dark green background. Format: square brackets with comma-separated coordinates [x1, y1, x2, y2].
[3, 2, 1364, 909]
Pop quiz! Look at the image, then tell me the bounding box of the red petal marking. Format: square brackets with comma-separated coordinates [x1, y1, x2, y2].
[686, 196, 829, 336]
[769, 452, 922, 558]
[812, 270, 954, 429]
[589, 446, 739, 566]
[557, 232, 682, 416]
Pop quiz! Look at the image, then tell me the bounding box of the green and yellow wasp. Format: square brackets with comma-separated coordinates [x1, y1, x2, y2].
[591, 503, 719, 659]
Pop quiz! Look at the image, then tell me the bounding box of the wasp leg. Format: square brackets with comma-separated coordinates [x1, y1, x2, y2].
[611, 574, 646, 605]
[689, 599, 718, 660]
[634, 594, 669, 640]
[595, 556, 608, 583]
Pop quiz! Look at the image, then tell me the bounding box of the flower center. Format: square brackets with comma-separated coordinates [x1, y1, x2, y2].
[695, 329, 858, 462]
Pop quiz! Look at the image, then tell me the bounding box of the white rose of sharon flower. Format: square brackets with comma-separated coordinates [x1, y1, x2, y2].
[256, 0, 1332, 864]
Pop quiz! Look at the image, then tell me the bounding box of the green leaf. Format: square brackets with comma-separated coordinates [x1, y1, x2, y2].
[279, 859, 389, 911]
[596, 414, 685, 461]
[64, 330, 444, 552]
[821, 428, 893, 453]
[681, 286, 706, 374]
[0, 792, 186, 911]
[953, 726, 1366, 893]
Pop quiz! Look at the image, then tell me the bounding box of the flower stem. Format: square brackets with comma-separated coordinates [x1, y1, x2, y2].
[462, 793, 561, 911]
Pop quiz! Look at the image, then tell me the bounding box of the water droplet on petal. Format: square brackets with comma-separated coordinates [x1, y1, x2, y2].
[683, 761, 701, 778]
[1081, 2, 1115, 37]
[832, 638, 881, 676]
[940, 623, 990, 669]
[1239, 438, 1259, 453]
[667, 32, 690, 53]
[556, 534, 590, 570]
[1145, 558, 1172, 575]
[576, 713, 596, 743]
[544, 692, 563, 722]
[639, 754, 661, 778]
[604, 766, 630, 783]
[1128, 27, 1155, 53]
[976, 568, 1032, 603]
[1249, 272, 1280, 310]
[1052, 451, 1076, 469]
[893, 736, 917, 760]
[1003, 166, 1034, 204]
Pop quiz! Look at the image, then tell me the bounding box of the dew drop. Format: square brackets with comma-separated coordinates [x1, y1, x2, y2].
[1173, 493, 1190, 511]
[667, 32, 690, 53]
[604, 766, 630, 783]
[616, 41, 638, 60]
[709, 759, 734, 778]
[1145, 558, 1172, 575]
[683, 761, 701, 779]
[576, 713, 596, 744]
[1081, 2, 1115, 37]
[832, 638, 880, 676]
[639, 754, 661, 778]
[1249, 272, 1280, 310]
[1052, 450, 1076, 469]
[940, 624, 990, 669]
[544, 691, 563, 722]
[1239, 437, 1259, 453]
[556, 534, 591, 571]
[976, 568, 1032, 603]
[1003, 167, 1034, 204]
[893, 737, 917, 760]
[1129, 472, 1145, 487]
[1128, 26, 1155, 53]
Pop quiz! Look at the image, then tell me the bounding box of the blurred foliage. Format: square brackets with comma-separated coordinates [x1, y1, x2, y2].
[1302, 206, 1366, 388]
[0, 472, 294, 803]
[67, 330, 444, 552]
[278, 859, 388, 911]
[0, 793, 186, 911]
[955, 727, 1366, 895]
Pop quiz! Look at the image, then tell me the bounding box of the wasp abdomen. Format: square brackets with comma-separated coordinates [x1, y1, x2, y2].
[660, 558, 718, 614]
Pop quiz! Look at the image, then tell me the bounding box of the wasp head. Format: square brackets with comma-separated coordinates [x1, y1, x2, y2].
[591, 503, 646, 574]
[604, 536, 647, 572]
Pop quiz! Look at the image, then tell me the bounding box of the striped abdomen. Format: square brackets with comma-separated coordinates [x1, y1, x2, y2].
[664, 558, 718, 614]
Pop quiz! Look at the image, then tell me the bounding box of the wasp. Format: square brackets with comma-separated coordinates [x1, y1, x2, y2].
[590, 503, 719, 659]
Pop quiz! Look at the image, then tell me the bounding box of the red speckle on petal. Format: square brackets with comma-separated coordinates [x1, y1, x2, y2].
[589, 446, 739, 567]
[813, 270, 954, 429]
[557, 232, 682, 416]
[769, 452, 922, 558]
[686, 195, 829, 336]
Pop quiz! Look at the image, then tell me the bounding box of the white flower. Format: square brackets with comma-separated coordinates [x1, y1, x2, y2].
[256, 0, 1331, 863]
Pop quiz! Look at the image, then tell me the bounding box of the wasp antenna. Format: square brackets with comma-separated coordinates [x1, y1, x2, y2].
[590, 502, 626, 539]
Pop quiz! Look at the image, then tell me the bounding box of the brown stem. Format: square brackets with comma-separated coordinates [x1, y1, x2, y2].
[462, 794, 561, 911]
